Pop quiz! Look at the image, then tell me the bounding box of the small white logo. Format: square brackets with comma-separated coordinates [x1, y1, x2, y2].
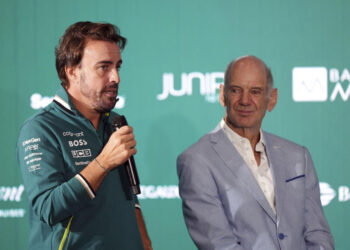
[138, 185, 179, 199]
[0, 185, 24, 202]
[31, 93, 54, 109]
[22, 137, 41, 146]
[157, 72, 224, 102]
[292, 67, 328, 102]
[71, 149, 92, 158]
[115, 96, 125, 109]
[319, 182, 336, 206]
[24, 144, 39, 152]
[62, 131, 84, 137]
[338, 186, 350, 202]
[68, 139, 88, 147]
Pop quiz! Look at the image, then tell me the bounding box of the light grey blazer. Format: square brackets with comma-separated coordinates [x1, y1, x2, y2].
[177, 125, 334, 250]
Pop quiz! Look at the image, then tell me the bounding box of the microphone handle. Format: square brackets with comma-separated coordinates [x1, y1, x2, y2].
[113, 115, 141, 195]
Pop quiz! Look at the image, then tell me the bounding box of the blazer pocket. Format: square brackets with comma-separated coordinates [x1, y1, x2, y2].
[285, 174, 305, 183]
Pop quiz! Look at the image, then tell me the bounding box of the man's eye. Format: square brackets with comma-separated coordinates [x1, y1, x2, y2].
[251, 90, 262, 95]
[100, 65, 108, 71]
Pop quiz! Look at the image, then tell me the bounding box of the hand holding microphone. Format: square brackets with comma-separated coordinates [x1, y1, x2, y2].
[112, 116, 141, 195]
[94, 115, 141, 194]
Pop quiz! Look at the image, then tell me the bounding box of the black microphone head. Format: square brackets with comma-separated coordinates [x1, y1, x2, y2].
[112, 115, 128, 130]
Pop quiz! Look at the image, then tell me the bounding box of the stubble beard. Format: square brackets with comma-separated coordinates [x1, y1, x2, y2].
[80, 73, 118, 113]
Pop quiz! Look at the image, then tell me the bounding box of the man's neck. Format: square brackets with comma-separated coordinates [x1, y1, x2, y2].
[225, 120, 261, 151]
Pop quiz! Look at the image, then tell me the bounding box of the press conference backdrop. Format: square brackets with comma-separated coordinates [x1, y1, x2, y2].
[1, 0, 349, 249]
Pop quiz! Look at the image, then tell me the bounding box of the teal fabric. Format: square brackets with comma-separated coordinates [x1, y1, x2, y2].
[16, 85, 143, 250]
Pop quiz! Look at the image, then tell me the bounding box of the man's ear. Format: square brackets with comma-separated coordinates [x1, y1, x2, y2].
[65, 65, 78, 86]
[267, 88, 278, 112]
[219, 84, 226, 107]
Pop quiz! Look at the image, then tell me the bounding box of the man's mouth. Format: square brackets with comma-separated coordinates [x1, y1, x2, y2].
[236, 109, 253, 116]
[103, 88, 118, 98]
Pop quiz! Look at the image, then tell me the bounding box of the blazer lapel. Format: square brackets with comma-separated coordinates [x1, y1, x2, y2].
[264, 132, 287, 223]
[210, 127, 276, 223]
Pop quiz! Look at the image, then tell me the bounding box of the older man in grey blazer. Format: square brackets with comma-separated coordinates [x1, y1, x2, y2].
[177, 55, 334, 250]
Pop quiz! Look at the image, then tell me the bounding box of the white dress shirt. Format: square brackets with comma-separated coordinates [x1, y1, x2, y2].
[220, 120, 276, 214]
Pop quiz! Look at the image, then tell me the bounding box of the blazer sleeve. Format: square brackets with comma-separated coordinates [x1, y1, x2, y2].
[303, 147, 334, 250]
[177, 151, 244, 250]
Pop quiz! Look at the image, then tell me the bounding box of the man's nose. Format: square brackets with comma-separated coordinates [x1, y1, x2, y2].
[110, 68, 120, 83]
[239, 91, 250, 105]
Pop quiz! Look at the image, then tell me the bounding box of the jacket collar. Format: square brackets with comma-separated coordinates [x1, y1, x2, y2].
[53, 85, 111, 123]
[209, 124, 278, 222]
[53, 85, 76, 115]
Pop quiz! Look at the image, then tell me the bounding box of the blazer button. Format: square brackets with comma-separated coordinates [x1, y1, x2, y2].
[278, 233, 285, 240]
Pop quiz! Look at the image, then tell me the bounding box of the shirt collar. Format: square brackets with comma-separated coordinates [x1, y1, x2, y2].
[220, 119, 266, 152]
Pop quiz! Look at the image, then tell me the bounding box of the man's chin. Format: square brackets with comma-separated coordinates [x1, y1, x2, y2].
[95, 101, 116, 113]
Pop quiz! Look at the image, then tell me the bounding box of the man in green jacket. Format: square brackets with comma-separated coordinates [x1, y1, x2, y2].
[16, 21, 152, 250]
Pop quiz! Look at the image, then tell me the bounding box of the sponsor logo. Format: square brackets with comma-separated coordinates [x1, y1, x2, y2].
[338, 186, 350, 202]
[0, 185, 26, 218]
[30, 93, 125, 109]
[24, 144, 39, 152]
[75, 161, 91, 166]
[319, 182, 336, 206]
[157, 72, 224, 102]
[0, 209, 26, 218]
[22, 137, 41, 146]
[319, 182, 350, 206]
[68, 139, 88, 147]
[28, 164, 40, 172]
[115, 96, 125, 109]
[31, 93, 53, 109]
[24, 152, 42, 161]
[136, 182, 349, 205]
[292, 67, 350, 102]
[138, 185, 179, 199]
[292, 67, 328, 102]
[63, 131, 84, 137]
[0, 185, 24, 202]
[71, 149, 92, 158]
[26, 157, 41, 165]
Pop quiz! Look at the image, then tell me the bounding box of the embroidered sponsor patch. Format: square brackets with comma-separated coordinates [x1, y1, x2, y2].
[71, 149, 92, 158]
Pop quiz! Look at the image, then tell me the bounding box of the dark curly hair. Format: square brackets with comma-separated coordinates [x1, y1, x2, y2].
[55, 21, 127, 86]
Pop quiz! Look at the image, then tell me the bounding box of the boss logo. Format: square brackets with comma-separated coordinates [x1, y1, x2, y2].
[68, 139, 88, 147]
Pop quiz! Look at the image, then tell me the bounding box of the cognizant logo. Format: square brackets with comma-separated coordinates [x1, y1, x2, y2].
[157, 72, 224, 103]
[292, 67, 350, 102]
[30, 93, 126, 110]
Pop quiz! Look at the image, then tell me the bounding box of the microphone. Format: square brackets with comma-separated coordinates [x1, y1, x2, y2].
[112, 115, 141, 195]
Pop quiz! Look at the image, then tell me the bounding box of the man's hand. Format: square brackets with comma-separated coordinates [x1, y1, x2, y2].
[96, 125, 137, 171]
[78, 125, 137, 193]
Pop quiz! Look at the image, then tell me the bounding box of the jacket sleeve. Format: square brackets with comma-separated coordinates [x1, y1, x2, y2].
[16, 119, 92, 226]
[177, 151, 244, 250]
[303, 147, 334, 250]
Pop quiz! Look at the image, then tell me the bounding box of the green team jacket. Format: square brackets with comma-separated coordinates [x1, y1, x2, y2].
[16, 86, 144, 250]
